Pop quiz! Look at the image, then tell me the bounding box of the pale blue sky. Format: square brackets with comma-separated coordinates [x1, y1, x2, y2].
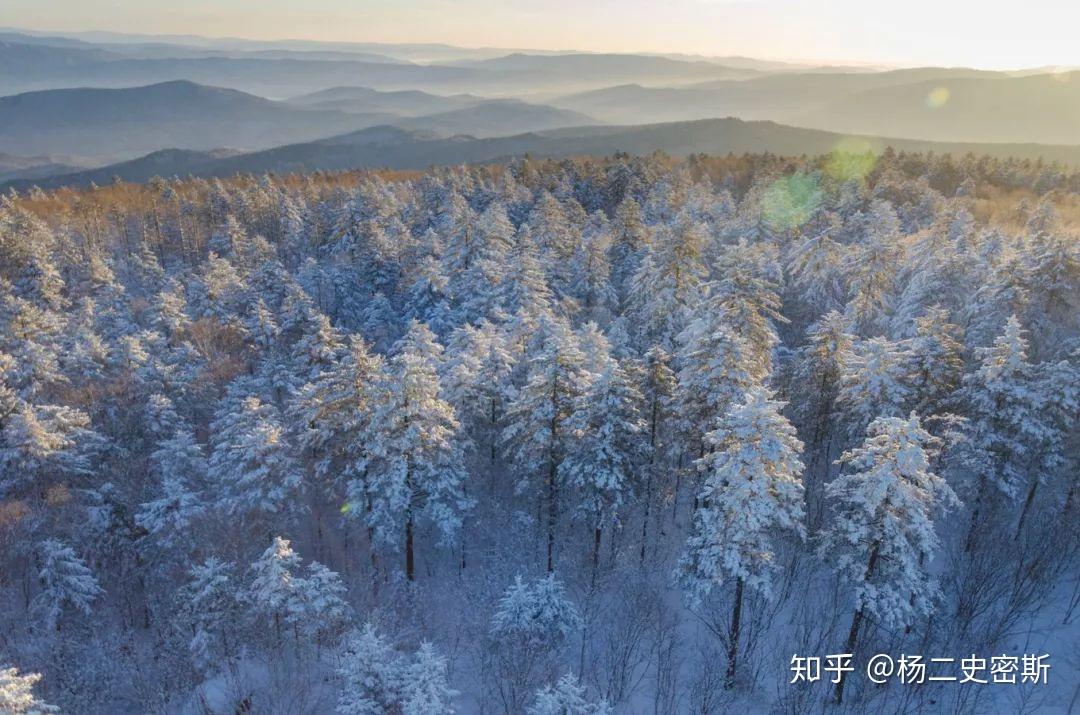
[3, 0, 1077, 69]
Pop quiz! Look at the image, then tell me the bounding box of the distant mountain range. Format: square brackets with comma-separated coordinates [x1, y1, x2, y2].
[0, 81, 600, 162]
[12, 117, 1080, 193]
[4, 26, 1080, 190]
[0, 35, 761, 97]
[284, 86, 485, 115]
[553, 67, 1080, 144]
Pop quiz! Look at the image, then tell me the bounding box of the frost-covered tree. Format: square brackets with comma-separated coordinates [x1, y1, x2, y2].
[904, 307, 964, 416]
[33, 539, 102, 631]
[675, 313, 757, 458]
[823, 414, 958, 703]
[0, 666, 58, 714]
[292, 335, 385, 512]
[336, 623, 405, 715]
[706, 240, 786, 375]
[136, 428, 206, 548]
[562, 358, 644, 578]
[503, 315, 590, 572]
[179, 557, 242, 671]
[208, 391, 301, 524]
[491, 573, 581, 647]
[528, 673, 612, 715]
[401, 642, 458, 715]
[679, 387, 805, 686]
[792, 311, 853, 520]
[838, 337, 912, 433]
[490, 574, 581, 713]
[628, 212, 706, 350]
[959, 316, 1052, 548]
[363, 321, 469, 581]
[441, 320, 515, 462]
[247, 536, 349, 642]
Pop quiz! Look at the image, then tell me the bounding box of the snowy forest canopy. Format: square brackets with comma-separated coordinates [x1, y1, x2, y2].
[0, 150, 1078, 713]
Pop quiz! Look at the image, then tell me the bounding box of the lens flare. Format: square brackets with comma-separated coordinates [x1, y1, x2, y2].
[825, 137, 879, 182]
[762, 173, 823, 231]
[926, 86, 950, 108]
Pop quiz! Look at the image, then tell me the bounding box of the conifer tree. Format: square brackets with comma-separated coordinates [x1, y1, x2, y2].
[0, 666, 58, 714]
[503, 315, 590, 572]
[363, 321, 469, 581]
[823, 414, 958, 704]
[562, 358, 644, 579]
[34, 539, 102, 631]
[336, 623, 404, 715]
[207, 391, 301, 523]
[679, 387, 805, 687]
[402, 642, 458, 715]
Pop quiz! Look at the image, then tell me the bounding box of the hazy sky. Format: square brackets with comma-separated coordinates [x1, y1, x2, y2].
[3, 0, 1078, 69]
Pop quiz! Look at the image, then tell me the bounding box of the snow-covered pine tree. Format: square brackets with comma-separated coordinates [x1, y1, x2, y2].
[502, 315, 591, 572]
[247, 536, 302, 637]
[292, 334, 385, 515]
[792, 311, 853, 523]
[33, 539, 102, 631]
[561, 357, 644, 580]
[837, 336, 913, 434]
[674, 310, 757, 461]
[498, 227, 554, 350]
[441, 320, 515, 463]
[706, 240, 787, 376]
[336, 623, 405, 715]
[207, 389, 301, 526]
[959, 315, 1052, 549]
[363, 320, 469, 581]
[822, 414, 958, 704]
[527, 673, 612, 715]
[679, 387, 805, 687]
[290, 561, 350, 644]
[135, 427, 206, 549]
[0, 665, 58, 714]
[638, 346, 676, 562]
[628, 211, 707, 351]
[491, 573, 581, 647]
[401, 642, 458, 715]
[903, 307, 964, 416]
[247, 536, 347, 643]
[179, 557, 241, 671]
[568, 212, 616, 325]
[489, 574, 582, 713]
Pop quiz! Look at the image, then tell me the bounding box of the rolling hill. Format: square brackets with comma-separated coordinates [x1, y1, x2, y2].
[0, 80, 374, 160]
[553, 68, 1080, 145]
[0, 81, 603, 165]
[394, 100, 596, 137]
[285, 86, 486, 116]
[16, 116, 1080, 192]
[792, 72, 1080, 144]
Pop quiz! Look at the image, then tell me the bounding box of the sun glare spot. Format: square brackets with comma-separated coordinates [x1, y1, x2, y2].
[926, 86, 950, 108]
[825, 137, 879, 183]
[762, 173, 823, 232]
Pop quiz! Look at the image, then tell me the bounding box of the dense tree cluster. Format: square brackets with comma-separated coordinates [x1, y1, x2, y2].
[0, 149, 1077, 712]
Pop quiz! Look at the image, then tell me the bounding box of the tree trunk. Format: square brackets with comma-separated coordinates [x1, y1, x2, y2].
[835, 543, 880, 705]
[965, 474, 986, 554]
[726, 577, 744, 689]
[490, 397, 498, 465]
[640, 472, 653, 566]
[641, 397, 659, 565]
[546, 459, 557, 573]
[591, 519, 602, 587]
[405, 511, 415, 582]
[1016, 476, 1039, 539]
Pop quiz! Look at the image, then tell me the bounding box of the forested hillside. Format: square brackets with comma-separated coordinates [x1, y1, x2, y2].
[0, 151, 1077, 713]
